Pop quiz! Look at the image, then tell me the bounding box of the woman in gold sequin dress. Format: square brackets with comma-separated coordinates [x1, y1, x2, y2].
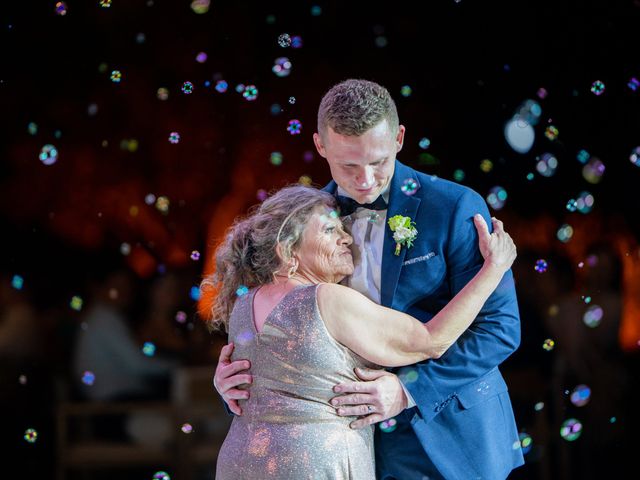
[202, 185, 516, 480]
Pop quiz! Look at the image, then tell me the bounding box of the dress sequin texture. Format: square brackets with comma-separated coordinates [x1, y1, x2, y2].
[216, 284, 377, 479]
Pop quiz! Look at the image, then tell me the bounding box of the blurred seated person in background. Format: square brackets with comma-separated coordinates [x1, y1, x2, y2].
[72, 268, 179, 403]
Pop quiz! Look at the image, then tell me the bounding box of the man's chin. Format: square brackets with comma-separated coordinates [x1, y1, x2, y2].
[353, 191, 381, 203]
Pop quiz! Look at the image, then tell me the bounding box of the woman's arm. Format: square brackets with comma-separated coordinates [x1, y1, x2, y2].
[318, 215, 516, 367]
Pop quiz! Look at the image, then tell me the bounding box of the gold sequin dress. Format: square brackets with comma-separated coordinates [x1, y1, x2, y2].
[215, 284, 376, 480]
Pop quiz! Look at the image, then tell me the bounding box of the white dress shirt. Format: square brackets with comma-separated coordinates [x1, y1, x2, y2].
[337, 186, 417, 409]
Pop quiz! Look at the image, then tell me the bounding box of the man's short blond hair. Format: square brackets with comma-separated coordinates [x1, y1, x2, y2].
[317, 79, 399, 138]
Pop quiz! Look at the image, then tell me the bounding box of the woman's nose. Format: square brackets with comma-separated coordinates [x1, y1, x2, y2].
[340, 232, 353, 246]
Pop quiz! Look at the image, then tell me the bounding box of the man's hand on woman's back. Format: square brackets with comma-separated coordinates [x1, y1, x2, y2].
[213, 343, 252, 415]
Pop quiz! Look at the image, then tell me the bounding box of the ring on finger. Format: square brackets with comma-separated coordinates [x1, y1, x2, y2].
[367, 405, 374, 413]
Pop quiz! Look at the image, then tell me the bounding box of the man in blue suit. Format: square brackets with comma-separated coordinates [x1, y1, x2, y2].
[214, 79, 524, 479]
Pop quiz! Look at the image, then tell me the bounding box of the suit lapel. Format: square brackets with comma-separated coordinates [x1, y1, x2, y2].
[380, 161, 422, 307]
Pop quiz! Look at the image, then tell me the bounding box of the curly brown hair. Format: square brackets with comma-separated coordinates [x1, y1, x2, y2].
[201, 185, 337, 332]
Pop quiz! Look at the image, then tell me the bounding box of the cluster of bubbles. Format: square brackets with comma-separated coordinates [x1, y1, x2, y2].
[476, 381, 491, 395]
[590, 80, 605, 95]
[570, 384, 591, 407]
[153, 472, 171, 480]
[181, 81, 194, 94]
[560, 418, 582, 441]
[55, 2, 68, 16]
[583, 305, 603, 328]
[70, 296, 83, 311]
[24, 429, 38, 444]
[215, 80, 228, 93]
[401, 178, 418, 196]
[418, 138, 431, 150]
[243, 85, 259, 101]
[504, 99, 541, 154]
[368, 212, 381, 224]
[542, 339, 555, 351]
[110, 70, 122, 83]
[168, 132, 180, 144]
[544, 125, 559, 141]
[12, 275, 24, 290]
[566, 199, 578, 212]
[453, 169, 465, 182]
[270, 104, 282, 115]
[556, 224, 574, 243]
[272, 57, 292, 77]
[576, 149, 590, 163]
[379, 418, 398, 433]
[181, 423, 193, 434]
[299, 175, 312, 186]
[288, 96, 296, 104]
[582, 157, 605, 183]
[566, 191, 594, 214]
[190, 286, 202, 301]
[398, 368, 419, 384]
[142, 342, 156, 357]
[486, 186, 507, 210]
[534, 259, 548, 273]
[195, 52, 207, 63]
[536, 153, 558, 177]
[517, 432, 533, 454]
[630, 146, 640, 166]
[175, 311, 187, 324]
[270, 152, 283, 166]
[236, 329, 255, 346]
[190, 250, 200, 261]
[119, 138, 139, 152]
[575, 191, 594, 213]
[480, 159, 493, 173]
[155, 196, 170, 214]
[628, 77, 640, 91]
[400, 85, 412, 97]
[256, 189, 268, 201]
[287, 119, 302, 135]
[120, 242, 131, 255]
[82, 371, 95, 386]
[277, 33, 291, 47]
[39, 144, 59, 166]
[236, 285, 249, 296]
[191, 0, 210, 14]
[157, 88, 169, 100]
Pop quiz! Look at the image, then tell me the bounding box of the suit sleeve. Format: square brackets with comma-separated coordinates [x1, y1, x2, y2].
[402, 189, 521, 420]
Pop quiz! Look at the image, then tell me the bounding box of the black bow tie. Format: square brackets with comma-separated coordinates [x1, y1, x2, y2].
[335, 194, 388, 216]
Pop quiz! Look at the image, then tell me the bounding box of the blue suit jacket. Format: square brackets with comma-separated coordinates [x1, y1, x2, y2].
[324, 160, 524, 479]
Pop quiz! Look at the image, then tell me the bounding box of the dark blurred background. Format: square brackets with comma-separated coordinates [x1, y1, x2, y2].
[1, 1, 639, 479]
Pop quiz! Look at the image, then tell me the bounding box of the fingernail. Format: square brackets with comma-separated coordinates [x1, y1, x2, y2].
[338, 409, 344, 415]
[331, 399, 338, 406]
[334, 386, 341, 393]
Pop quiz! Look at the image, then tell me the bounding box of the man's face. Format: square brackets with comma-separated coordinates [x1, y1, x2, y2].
[313, 120, 405, 204]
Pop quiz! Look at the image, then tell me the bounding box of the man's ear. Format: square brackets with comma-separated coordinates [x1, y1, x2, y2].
[395, 125, 406, 153]
[313, 132, 327, 158]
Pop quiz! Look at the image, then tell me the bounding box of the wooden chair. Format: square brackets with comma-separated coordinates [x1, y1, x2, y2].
[56, 366, 231, 480]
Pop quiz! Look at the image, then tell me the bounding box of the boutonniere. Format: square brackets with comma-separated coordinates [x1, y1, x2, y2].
[388, 215, 418, 256]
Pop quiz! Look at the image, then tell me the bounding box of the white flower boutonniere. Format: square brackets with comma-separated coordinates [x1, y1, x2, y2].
[388, 215, 418, 256]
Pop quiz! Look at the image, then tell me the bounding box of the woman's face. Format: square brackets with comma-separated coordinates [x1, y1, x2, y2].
[295, 206, 354, 283]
